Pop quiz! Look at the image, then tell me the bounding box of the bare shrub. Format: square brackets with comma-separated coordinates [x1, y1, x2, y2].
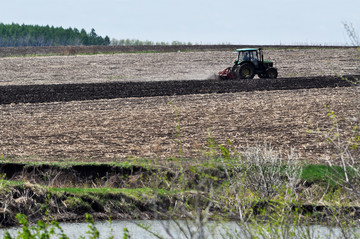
[240, 145, 301, 200]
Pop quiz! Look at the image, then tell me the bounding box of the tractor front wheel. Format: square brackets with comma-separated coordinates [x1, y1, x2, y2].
[237, 63, 255, 79]
[266, 67, 278, 79]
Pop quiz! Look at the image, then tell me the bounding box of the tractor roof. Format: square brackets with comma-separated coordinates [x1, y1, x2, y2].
[236, 48, 258, 52]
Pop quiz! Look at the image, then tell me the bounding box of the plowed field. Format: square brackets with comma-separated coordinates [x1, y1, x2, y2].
[0, 87, 358, 164]
[0, 47, 359, 164]
[0, 48, 358, 85]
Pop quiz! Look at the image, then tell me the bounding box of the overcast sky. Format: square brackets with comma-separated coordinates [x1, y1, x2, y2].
[1, 0, 359, 45]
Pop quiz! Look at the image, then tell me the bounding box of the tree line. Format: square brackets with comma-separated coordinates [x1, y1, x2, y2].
[0, 23, 110, 47]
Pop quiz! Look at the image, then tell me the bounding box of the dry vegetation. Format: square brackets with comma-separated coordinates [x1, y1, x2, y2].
[0, 87, 358, 164]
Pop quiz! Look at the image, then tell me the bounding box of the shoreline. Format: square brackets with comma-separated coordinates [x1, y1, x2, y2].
[0, 161, 359, 228]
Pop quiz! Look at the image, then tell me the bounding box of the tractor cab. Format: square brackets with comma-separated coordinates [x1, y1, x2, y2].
[236, 48, 259, 64]
[234, 48, 264, 68]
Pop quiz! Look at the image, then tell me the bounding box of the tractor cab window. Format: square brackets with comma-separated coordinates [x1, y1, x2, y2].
[240, 51, 258, 62]
[249, 51, 258, 61]
[240, 52, 250, 61]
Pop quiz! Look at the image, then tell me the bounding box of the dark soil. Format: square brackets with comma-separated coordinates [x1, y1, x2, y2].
[0, 75, 357, 104]
[0, 162, 153, 188]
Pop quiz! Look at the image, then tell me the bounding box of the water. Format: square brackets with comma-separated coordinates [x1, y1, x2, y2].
[0, 220, 359, 239]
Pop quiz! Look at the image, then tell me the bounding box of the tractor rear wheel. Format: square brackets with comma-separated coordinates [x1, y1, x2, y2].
[237, 63, 255, 79]
[266, 67, 278, 78]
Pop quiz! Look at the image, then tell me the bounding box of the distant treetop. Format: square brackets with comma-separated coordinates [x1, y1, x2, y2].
[0, 23, 110, 47]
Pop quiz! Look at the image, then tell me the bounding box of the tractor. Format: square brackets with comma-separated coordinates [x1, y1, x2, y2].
[218, 48, 278, 80]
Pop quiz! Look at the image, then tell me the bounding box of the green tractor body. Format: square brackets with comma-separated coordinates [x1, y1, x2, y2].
[218, 48, 278, 80]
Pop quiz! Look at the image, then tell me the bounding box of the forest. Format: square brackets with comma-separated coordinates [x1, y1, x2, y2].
[0, 23, 110, 47]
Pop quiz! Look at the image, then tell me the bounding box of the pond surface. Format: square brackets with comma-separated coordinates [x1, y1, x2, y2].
[0, 219, 359, 239]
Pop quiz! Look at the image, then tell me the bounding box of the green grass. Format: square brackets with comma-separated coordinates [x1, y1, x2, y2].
[1, 158, 358, 195]
[0, 179, 24, 187]
[300, 164, 356, 187]
[1, 158, 356, 185]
